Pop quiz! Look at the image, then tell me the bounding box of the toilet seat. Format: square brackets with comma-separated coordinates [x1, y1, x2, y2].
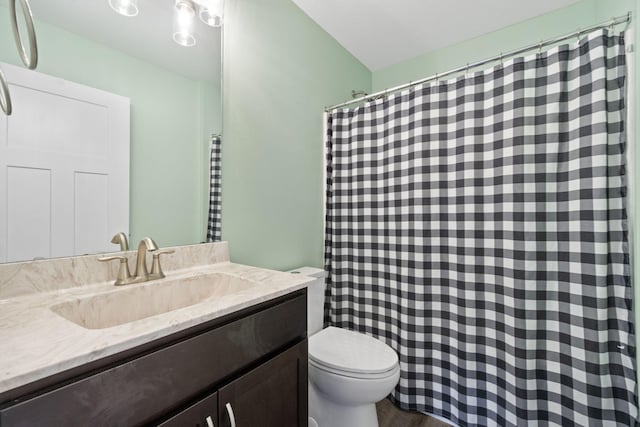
[309, 357, 400, 379]
[309, 327, 399, 379]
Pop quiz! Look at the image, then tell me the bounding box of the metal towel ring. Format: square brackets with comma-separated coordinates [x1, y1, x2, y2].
[0, 68, 12, 115]
[10, 0, 38, 70]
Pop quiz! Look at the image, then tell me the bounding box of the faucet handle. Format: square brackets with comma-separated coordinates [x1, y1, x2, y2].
[150, 249, 175, 279]
[98, 255, 132, 286]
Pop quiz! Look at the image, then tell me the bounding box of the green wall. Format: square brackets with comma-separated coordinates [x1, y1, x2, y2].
[221, 0, 371, 270]
[373, 0, 637, 90]
[0, 7, 221, 248]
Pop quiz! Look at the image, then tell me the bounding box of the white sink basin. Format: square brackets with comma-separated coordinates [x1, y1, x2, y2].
[50, 273, 258, 329]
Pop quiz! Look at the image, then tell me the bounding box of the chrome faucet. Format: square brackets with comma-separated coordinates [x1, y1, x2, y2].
[99, 237, 173, 286]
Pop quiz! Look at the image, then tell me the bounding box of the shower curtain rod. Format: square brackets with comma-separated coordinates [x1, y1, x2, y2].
[325, 12, 632, 112]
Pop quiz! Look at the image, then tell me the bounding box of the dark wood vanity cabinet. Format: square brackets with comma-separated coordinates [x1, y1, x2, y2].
[159, 342, 307, 427]
[0, 291, 308, 427]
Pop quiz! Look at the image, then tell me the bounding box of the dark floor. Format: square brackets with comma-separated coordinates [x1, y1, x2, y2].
[377, 398, 452, 427]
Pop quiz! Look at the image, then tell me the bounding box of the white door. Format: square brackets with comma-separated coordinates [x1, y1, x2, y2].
[0, 63, 130, 263]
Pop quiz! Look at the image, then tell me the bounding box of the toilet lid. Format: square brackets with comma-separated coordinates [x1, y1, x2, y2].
[309, 327, 399, 375]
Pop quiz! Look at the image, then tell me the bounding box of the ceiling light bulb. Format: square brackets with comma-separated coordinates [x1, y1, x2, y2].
[198, 0, 223, 27]
[176, 1, 195, 25]
[173, 29, 196, 47]
[173, 0, 196, 47]
[108, 0, 139, 17]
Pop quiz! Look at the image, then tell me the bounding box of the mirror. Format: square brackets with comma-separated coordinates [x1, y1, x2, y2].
[0, 0, 222, 263]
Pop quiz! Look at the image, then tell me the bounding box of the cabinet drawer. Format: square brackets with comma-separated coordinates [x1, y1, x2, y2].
[0, 294, 305, 427]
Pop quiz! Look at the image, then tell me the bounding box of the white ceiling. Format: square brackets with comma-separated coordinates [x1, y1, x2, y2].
[292, 0, 580, 71]
[21, 0, 221, 83]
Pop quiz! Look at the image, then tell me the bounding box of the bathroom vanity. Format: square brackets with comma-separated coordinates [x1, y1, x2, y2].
[0, 242, 312, 427]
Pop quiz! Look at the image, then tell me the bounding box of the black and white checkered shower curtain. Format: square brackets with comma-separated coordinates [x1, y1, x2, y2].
[324, 29, 637, 426]
[206, 135, 222, 242]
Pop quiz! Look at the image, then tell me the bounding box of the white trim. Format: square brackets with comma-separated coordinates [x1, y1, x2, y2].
[626, 29, 635, 266]
[624, 27, 638, 375]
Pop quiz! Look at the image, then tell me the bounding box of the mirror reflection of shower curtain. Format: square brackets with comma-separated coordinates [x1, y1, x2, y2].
[324, 29, 637, 426]
[206, 135, 222, 242]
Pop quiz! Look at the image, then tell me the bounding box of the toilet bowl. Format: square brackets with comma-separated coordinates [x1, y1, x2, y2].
[287, 267, 400, 427]
[308, 327, 400, 427]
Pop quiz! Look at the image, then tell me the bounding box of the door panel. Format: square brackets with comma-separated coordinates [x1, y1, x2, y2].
[7, 166, 51, 260]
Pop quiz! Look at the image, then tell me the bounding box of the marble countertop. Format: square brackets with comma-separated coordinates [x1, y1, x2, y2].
[0, 261, 313, 395]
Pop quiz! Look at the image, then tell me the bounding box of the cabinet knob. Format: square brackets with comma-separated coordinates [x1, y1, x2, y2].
[225, 403, 236, 427]
[205, 415, 215, 427]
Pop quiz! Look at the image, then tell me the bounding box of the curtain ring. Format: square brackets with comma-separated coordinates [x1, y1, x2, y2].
[538, 40, 543, 54]
[0, 67, 12, 116]
[466, 63, 470, 77]
[9, 0, 38, 70]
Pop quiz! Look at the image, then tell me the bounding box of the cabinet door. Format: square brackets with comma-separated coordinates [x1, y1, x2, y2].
[218, 341, 308, 427]
[157, 392, 218, 427]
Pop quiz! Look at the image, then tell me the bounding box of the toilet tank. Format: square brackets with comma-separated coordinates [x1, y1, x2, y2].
[288, 266, 326, 336]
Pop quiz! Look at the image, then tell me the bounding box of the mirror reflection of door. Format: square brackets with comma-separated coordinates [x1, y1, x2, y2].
[0, 63, 129, 263]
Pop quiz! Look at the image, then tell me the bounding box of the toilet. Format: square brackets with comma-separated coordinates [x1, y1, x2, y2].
[289, 267, 400, 427]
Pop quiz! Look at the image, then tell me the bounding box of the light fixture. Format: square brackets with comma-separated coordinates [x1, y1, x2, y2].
[173, 0, 196, 47]
[194, 0, 223, 27]
[107, 0, 221, 48]
[108, 0, 139, 17]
